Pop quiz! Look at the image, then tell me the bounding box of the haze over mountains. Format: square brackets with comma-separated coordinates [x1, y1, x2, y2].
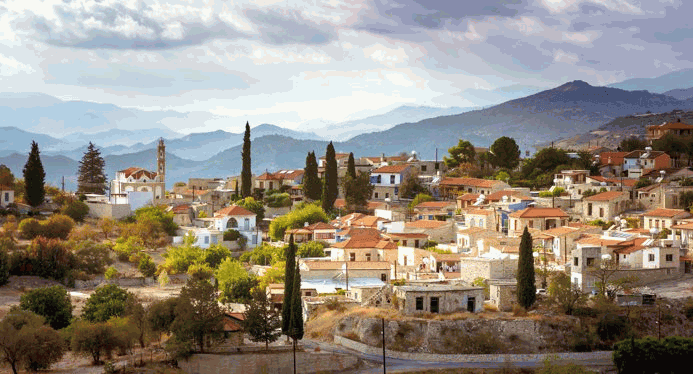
[4, 70, 693, 191]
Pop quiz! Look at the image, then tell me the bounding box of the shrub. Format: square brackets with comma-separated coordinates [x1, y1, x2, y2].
[512, 304, 527, 316]
[114, 236, 145, 263]
[42, 214, 76, 240]
[223, 229, 241, 241]
[268, 204, 328, 240]
[138, 254, 156, 277]
[26, 237, 76, 282]
[613, 336, 693, 374]
[597, 313, 629, 342]
[81, 284, 130, 323]
[19, 285, 73, 330]
[70, 320, 120, 365]
[73, 240, 113, 275]
[69, 224, 101, 241]
[0, 243, 9, 286]
[18, 218, 43, 239]
[61, 200, 89, 222]
[104, 266, 119, 280]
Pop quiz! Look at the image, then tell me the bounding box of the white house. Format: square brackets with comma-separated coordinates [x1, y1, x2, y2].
[213, 205, 261, 248]
[369, 164, 413, 201]
[0, 185, 14, 208]
[173, 228, 223, 249]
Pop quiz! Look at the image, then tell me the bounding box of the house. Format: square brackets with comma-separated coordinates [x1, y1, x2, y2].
[489, 280, 517, 312]
[110, 139, 166, 201]
[428, 253, 460, 273]
[0, 185, 14, 208]
[458, 256, 518, 284]
[461, 209, 496, 231]
[331, 213, 390, 231]
[328, 228, 398, 262]
[554, 170, 590, 187]
[413, 201, 456, 220]
[595, 152, 628, 177]
[254, 170, 304, 195]
[265, 283, 318, 311]
[383, 232, 429, 248]
[623, 148, 672, 179]
[171, 204, 195, 226]
[284, 222, 338, 244]
[393, 284, 485, 314]
[360, 154, 409, 167]
[213, 205, 261, 248]
[537, 225, 602, 265]
[299, 260, 391, 283]
[456, 227, 499, 254]
[582, 191, 631, 221]
[404, 220, 457, 244]
[319, 153, 351, 168]
[221, 313, 245, 347]
[438, 177, 510, 199]
[641, 208, 692, 231]
[456, 193, 481, 209]
[173, 227, 223, 249]
[647, 120, 693, 142]
[369, 164, 413, 201]
[507, 208, 569, 237]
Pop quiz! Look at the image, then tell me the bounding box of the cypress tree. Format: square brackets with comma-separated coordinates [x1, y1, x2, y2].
[303, 152, 321, 201]
[23, 141, 45, 208]
[517, 226, 536, 308]
[288, 261, 304, 341]
[347, 152, 356, 178]
[241, 122, 252, 198]
[77, 142, 107, 195]
[321, 142, 338, 212]
[281, 234, 296, 335]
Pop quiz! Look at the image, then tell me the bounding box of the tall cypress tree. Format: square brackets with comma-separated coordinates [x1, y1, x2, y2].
[281, 234, 296, 335]
[303, 152, 321, 201]
[288, 261, 304, 341]
[23, 141, 45, 208]
[347, 152, 356, 179]
[517, 226, 536, 308]
[321, 142, 338, 212]
[77, 142, 107, 195]
[241, 122, 252, 198]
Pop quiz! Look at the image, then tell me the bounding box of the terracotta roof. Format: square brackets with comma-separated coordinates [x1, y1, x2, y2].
[464, 209, 494, 216]
[119, 167, 157, 180]
[172, 205, 191, 214]
[363, 155, 409, 163]
[456, 193, 481, 201]
[267, 284, 284, 290]
[302, 261, 390, 270]
[320, 153, 350, 160]
[508, 207, 568, 219]
[647, 122, 693, 131]
[431, 253, 460, 262]
[304, 222, 335, 231]
[485, 190, 532, 201]
[223, 317, 243, 332]
[368, 201, 386, 210]
[681, 256, 693, 262]
[214, 205, 255, 217]
[613, 237, 650, 255]
[405, 220, 450, 229]
[337, 227, 381, 238]
[637, 183, 663, 193]
[642, 208, 691, 218]
[334, 199, 346, 209]
[332, 234, 397, 249]
[385, 232, 429, 239]
[415, 201, 455, 209]
[457, 227, 491, 235]
[641, 168, 680, 178]
[624, 150, 669, 160]
[672, 222, 693, 230]
[576, 235, 625, 247]
[371, 164, 411, 173]
[584, 191, 628, 201]
[227, 312, 245, 321]
[542, 226, 579, 237]
[596, 152, 628, 166]
[439, 177, 504, 188]
[182, 189, 211, 196]
[256, 169, 304, 181]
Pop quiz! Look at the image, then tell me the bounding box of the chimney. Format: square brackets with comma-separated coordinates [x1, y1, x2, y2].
[381, 153, 385, 162]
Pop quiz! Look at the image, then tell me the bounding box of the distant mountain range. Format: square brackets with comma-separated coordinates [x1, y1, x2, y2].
[607, 68, 693, 94]
[664, 87, 693, 101]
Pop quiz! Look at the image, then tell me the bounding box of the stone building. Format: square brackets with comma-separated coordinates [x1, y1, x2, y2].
[393, 284, 485, 314]
[110, 138, 166, 201]
[582, 191, 631, 222]
[507, 207, 568, 237]
[641, 208, 692, 231]
[489, 281, 517, 312]
[458, 257, 518, 284]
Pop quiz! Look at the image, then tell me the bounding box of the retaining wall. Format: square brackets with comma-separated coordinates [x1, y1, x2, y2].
[178, 350, 359, 374]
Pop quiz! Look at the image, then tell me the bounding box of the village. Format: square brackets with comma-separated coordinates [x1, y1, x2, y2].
[2, 120, 693, 374]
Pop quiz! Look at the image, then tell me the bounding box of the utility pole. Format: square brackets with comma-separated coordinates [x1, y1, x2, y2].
[61, 176, 65, 192]
[382, 317, 386, 374]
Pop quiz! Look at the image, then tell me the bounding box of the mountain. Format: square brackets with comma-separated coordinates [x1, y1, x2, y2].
[343, 80, 693, 157]
[0, 127, 66, 153]
[0, 153, 79, 189]
[308, 105, 471, 141]
[607, 69, 693, 94]
[60, 128, 182, 148]
[664, 87, 693, 101]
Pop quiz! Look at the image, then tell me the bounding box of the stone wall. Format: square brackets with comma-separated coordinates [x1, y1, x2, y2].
[75, 276, 157, 289]
[458, 258, 517, 283]
[613, 267, 681, 285]
[178, 351, 359, 374]
[265, 206, 291, 218]
[86, 202, 131, 220]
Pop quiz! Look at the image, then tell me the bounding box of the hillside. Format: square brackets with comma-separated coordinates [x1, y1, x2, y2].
[664, 87, 693, 100]
[608, 69, 693, 93]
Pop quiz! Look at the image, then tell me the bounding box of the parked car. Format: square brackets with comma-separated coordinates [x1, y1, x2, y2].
[536, 288, 547, 296]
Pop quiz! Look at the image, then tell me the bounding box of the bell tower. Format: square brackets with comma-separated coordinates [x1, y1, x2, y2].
[157, 138, 166, 183]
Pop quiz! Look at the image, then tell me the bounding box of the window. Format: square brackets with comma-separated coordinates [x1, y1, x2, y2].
[415, 297, 424, 310]
[430, 297, 439, 313]
[655, 220, 660, 228]
[305, 291, 311, 296]
[365, 253, 371, 261]
[381, 273, 387, 282]
[252, 235, 257, 245]
[374, 192, 379, 199]
[421, 165, 427, 172]
[385, 193, 390, 199]
[377, 175, 382, 183]
[586, 258, 595, 266]
[204, 236, 209, 244]
[435, 162, 439, 170]
[649, 254, 655, 262]
[666, 254, 673, 262]
[349, 253, 356, 261]
[573, 257, 579, 266]
[587, 203, 592, 216]
[468, 188, 473, 193]
[599, 207, 604, 218]
[390, 175, 396, 184]
[3, 193, 8, 202]
[528, 220, 534, 228]
[649, 219, 653, 227]
[259, 182, 264, 189]
[415, 240, 420, 248]
[402, 240, 408, 246]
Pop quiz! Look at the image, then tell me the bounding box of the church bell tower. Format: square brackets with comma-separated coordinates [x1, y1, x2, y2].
[157, 138, 166, 183]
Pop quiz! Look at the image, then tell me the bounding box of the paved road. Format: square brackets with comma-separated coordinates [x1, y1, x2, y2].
[302, 339, 616, 373]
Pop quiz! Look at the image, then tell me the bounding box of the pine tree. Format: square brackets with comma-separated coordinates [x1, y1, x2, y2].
[241, 122, 252, 198]
[303, 152, 321, 201]
[321, 142, 338, 212]
[281, 234, 296, 335]
[288, 261, 303, 341]
[347, 152, 356, 179]
[243, 288, 281, 350]
[517, 226, 537, 309]
[77, 142, 107, 195]
[23, 141, 45, 208]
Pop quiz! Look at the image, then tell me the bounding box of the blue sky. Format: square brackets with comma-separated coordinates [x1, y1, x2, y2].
[1, 0, 692, 133]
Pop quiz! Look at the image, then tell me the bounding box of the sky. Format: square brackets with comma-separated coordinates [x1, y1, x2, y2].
[1, 0, 692, 133]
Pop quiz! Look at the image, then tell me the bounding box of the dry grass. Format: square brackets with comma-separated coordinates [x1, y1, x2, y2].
[305, 306, 347, 341]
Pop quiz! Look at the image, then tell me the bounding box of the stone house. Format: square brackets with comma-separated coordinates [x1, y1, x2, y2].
[331, 213, 390, 230]
[537, 225, 602, 265]
[328, 230, 398, 262]
[641, 208, 692, 231]
[347, 285, 385, 304]
[456, 193, 481, 209]
[299, 260, 392, 283]
[623, 148, 672, 179]
[221, 313, 245, 347]
[369, 164, 413, 201]
[594, 152, 628, 178]
[413, 201, 456, 220]
[254, 169, 304, 195]
[456, 227, 499, 254]
[404, 220, 457, 244]
[582, 191, 631, 221]
[438, 177, 510, 200]
[383, 232, 429, 248]
[284, 222, 338, 244]
[429, 253, 460, 274]
[173, 227, 223, 249]
[461, 208, 497, 231]
[489, 281, 517, 311]
[647, 120, 693, 142]
[393, 284, 485, 314]
[212, 205, 261, 248]
[458, 257, 518, 284]
[507, 207, 569, 237]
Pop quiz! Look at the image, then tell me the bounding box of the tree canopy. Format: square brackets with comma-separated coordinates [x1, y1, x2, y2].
[268, 203, 328, 241]
[22, 141, 45, 208]
[444, 139, 476, 168]
[77, 142, 108, 195]
[0, 164, 14, 186]
[0, 308, 64, 374]
[236, 197, 265, 221]
[243, 288, 281, 350]
[241, 121, 252, 198]
[303, 151, 322, 201]
[516, 227, 536, 309]
[321, 142, 339, 212]
[82, 284, 131, 323]
[170, 279, 224, 353]
[489, 137, 521, 169]
[341, 171, 374, 213]
[19, 285, 72, 330]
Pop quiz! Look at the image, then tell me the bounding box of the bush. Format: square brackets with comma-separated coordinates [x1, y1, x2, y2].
[264, 192, 292, 208]
[82, 284, 130, 323]
[104, 266, 119, 280]
[19, 285, 73, 330]
[69, 224, 101, 241]
[597, 313, 629, 342]
[268, 204, 328, 240]
[0, 246, 9, 287]
[73, 240, 113, 275]
[138, 254, 156, 277]
[613, 336, 693, 374]
[19, 218, 43, 239]
[223, 229, 241, 241]
[26, 237, 76, 282]
[114, 236, 145, 263]
[41, 214, 76, 240]
[70, 320, 120, 365]
[297, 241, 328, 258]
[61, 200, 89, 222]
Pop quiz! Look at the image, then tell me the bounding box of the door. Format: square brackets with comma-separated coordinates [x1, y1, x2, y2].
[467, 297, 475, 313]
[430, 297, 439, 313]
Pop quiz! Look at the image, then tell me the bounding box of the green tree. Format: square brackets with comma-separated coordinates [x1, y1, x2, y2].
[341, 171, 374, 213]
[171, 279, 224, 353]
[215, 258, 255, 303]
[236, 197, 266, 221]
[346, 152, 356, 178]
[547, 272, 586, 315]
[0, 308, 64, 374]
[124, 294, 149, 348]
[288, 262, 303, 341]
[0, 164, 15, 186]
[321, 142, 338, 212]
[241, 122, 252, 198]
[268, 203, 329, 240]
[619, 137, 647, 152]
[70, 320, 119, 365]
[77, 142, 108, 195]
[243, 288, 281, 350]
[408, 193, 434, 209]
[399, 170, 427, 199]
[303, 151, 322, 201]
[138, 254, 157, 277]
[516, 227, 536, 309]
[19, 285, 72, 330]
[495, 170, 510, 182]
[680, 191, 693, 211]
[489, 136, 521, 169]
[444, 139, 476, 168]
[147, 297, 178, 339]
[61, 199, 90, 222]
[82, 284, 131, 323]
[282, 234, 296, 336]
[22, 141, 46, 208]
[297, 241, 327, 258]
[0, 245, 9, 287]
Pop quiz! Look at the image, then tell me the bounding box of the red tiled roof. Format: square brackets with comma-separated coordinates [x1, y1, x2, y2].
[371, 164, 411, 173]
[303, 261, 390, 270]
[597, 152, 628, 166]
[542, 227, 578, 237]
[584, 191, 628, 201]
[464, 208, 494, 216]
[405, 220, 450, 229]
[456, 193, 481, 201]
[508, 207, 568, 219]
[385, 233, 429, 239]
[613, 237, 650, 255]
[119, 167, 157, 180]
[485, 190, 532, 201]
[624, 150, 669, 160]
[304, 222, 335, 231]
[647, 122, 693, 131]
[439, 177, 503, 188]
[214, 205, 255, 217]
[415, 201, 455, 209]
[642, 208, 691, 218]
[172, 205, 191, 214]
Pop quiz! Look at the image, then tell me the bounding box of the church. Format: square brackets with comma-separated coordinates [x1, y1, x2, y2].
[110, 138, 167, 200]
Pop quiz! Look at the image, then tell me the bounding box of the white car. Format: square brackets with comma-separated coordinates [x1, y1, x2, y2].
[536, 288, 547, 296]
